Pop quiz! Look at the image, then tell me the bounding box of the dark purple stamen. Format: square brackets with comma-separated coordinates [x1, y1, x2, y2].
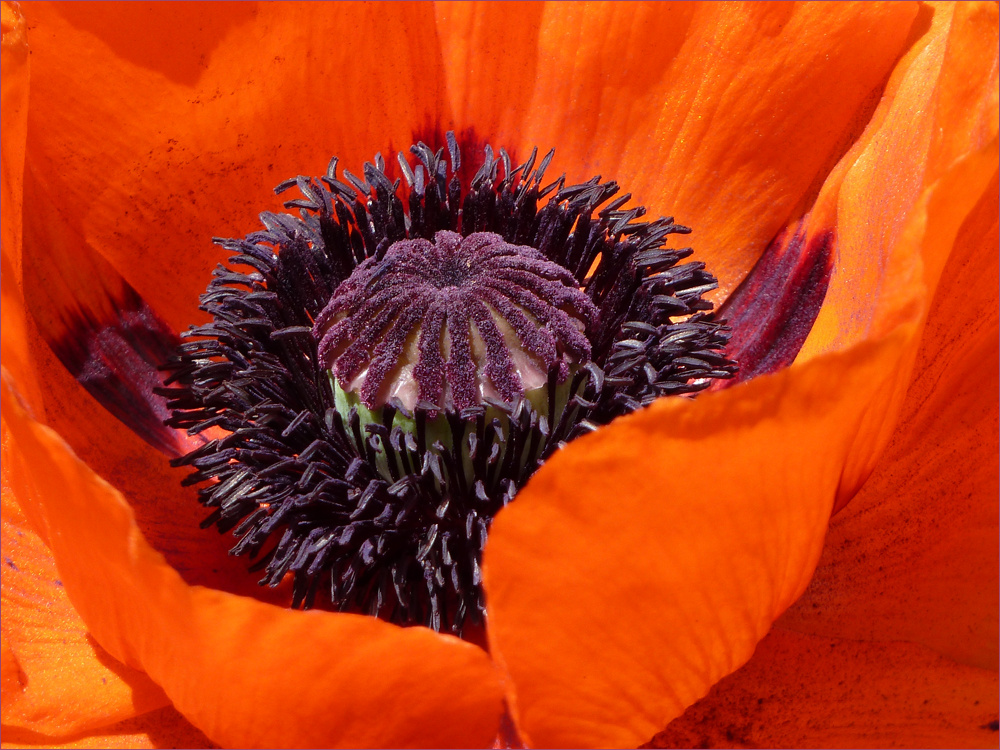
[161, 132, 735, 636]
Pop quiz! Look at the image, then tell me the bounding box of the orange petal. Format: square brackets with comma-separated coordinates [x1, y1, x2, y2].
[8, 3, 453, 611]
[482, 146, 998, 748]
[1, 1, 44, 417]
[5, 9, 254, 599]
[791, 1, 998, 501]
[1, 705, 212, 749]
[2, 420, 170, 737]
[925, 2, 1000, 184]
[4, 0, 299, 602]
[483, 324, 911, 749]
[1, 374, 504, 748]
[483, 7, 999, 743]
[833, 143, 998, 505]
[21, 1, 450, 332]
[4, 12, 169, 735]
[649, 628, 999, 749]
[439, 2, 920, 301]
[6, 2, 240, 608]
[779, 172, 999, 671]
[432, 2, 546, 146]
[801, 1, 999, 360]
[4, 0, 249, 608]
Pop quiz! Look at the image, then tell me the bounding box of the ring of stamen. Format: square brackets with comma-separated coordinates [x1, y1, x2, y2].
[161, 133, 736, 636]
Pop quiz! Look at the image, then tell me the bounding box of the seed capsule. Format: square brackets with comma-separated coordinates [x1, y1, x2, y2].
[315, 230, 598, 414]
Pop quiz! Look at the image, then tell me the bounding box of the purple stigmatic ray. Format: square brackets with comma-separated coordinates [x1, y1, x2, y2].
[315, 230, 599, 412]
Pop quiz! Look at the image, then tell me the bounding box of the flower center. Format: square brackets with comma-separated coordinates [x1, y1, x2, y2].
[163, 132, 736, 637]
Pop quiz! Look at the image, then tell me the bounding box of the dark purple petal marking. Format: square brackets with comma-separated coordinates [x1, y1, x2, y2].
[716, 220, 834, 387]
[20, 188, 197, 457]
[55, 289, 191, 457]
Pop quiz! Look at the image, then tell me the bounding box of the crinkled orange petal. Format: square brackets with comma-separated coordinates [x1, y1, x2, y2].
[1, 375, 505, 749]
[482, 7, 999, 745]
[925, 2, 1000, 186]
[1, 1, 43, 416]
[21, 1, 451, 332]
[782, 1, 999, 501]
[6, 322, 296, 605]
[4, 1, 210, 601]
[832, 140, 999, 504]
[484, 324, 911, 749]
[649, 628, 999, 749]
[2, 705, 212, 749]
[13, 3, 455, 600]
[779, 173, 999, 671]
[482, 148, 997, 750]
[438, 1, 919, 301]
[802, 1, 999, 359]
[432, 1, 546, 146]
[10, 135, 292, 601]
[5, 1, 257, 599]
[1, 421, 170, 738]
[3, 10, 170, 738]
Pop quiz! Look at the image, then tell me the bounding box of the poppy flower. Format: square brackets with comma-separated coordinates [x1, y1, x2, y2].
[2, 1, 997, 748]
